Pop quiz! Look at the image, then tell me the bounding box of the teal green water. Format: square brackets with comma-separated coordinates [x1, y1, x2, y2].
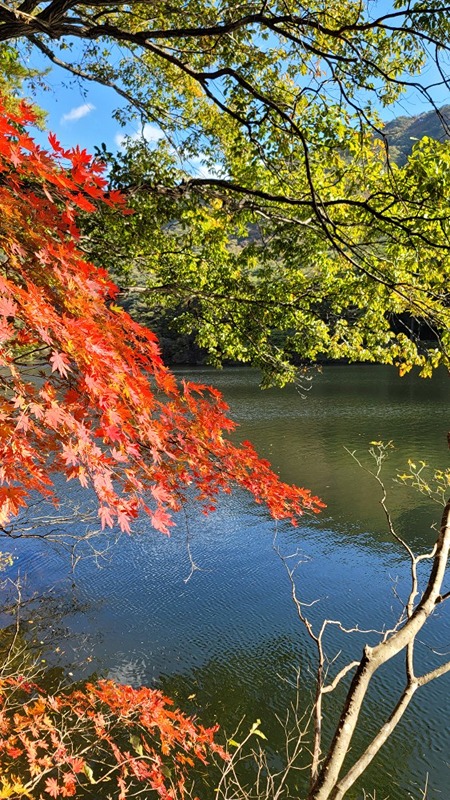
[9, 365, 450, 799]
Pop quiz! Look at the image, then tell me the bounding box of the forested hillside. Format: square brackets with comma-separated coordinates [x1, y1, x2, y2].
[384, 105, 450, 164]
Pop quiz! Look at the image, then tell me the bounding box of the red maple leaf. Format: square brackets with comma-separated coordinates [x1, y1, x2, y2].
[0, 296, 17, 317]
[50, 351, 72, 378]
[45, 777, 61, 798]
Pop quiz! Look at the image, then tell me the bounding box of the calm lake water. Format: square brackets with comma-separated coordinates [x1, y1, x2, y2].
[7, 365, 450, 799]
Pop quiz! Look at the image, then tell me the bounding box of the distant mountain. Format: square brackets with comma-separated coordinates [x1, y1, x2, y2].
[382, 105, 450, 164]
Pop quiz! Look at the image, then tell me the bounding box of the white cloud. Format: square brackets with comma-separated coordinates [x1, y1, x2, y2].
[61, 103, 95, 124]
[142, 123, 165, 143]
[115, 123, 164, 149]
[114, 132, 126, 148]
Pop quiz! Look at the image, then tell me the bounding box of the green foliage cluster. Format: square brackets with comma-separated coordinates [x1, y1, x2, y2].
[83, 128, 450, 385]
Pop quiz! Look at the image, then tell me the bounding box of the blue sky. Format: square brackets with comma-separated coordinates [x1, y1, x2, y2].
[27, 58, 132, 154]
[25, 52, 223, 178]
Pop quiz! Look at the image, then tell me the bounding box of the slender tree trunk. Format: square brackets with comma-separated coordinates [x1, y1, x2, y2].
[307, 499, 450, 800]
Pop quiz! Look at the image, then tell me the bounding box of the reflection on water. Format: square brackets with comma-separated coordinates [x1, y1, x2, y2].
[4, 366, 450, 799]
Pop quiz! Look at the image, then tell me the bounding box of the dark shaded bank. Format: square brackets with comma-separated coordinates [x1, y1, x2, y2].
[120, 293, 440, 370]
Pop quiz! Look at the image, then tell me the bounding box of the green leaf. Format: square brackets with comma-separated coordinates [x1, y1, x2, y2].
[249, 719, 267, 740]
[82, 764, 95, 784]
[130, 734, 144, 756]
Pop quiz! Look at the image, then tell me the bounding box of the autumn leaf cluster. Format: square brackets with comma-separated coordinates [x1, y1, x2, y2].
[0, 96, 324, 535]
[0, 676, 226, 799]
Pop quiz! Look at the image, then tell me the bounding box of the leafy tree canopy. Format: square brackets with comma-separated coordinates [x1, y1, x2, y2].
[84, 128, 450, 385]
[2, 2, 450, 382]
[0, 4, 448, 382]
